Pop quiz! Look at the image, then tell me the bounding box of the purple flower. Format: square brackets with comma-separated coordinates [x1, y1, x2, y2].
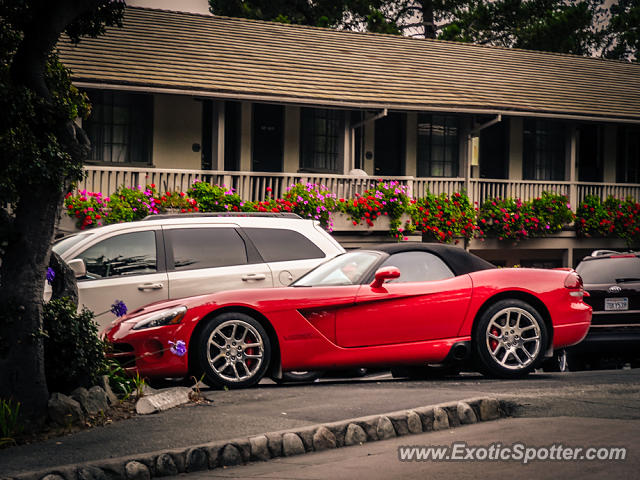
[169, 340, 187, 357]
[46, 267, 55, 285]
[110, 300, 128, 317]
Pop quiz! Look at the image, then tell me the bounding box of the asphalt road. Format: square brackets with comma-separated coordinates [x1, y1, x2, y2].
[177, 417, 639, 480]
[2, 368, 639, 476]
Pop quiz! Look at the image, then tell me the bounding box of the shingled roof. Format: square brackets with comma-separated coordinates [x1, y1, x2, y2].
[57, 6, 640, 123]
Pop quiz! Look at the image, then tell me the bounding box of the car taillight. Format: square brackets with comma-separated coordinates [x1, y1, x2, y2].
[565, 272, 588, 297]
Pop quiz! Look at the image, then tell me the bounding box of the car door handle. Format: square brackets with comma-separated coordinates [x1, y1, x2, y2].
[241, 274, 267, 281]
[137, 283, 164, 290]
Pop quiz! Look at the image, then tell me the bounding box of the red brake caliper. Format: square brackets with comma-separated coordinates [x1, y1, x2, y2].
[489, 327, 499, 351]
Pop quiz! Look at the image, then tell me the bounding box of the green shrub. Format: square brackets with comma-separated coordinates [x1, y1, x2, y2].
[576, 195, 640, 247]
[188, 180, 242, 212]
[0, 398, 23, 446]
[43, 298, 105, 394]
[408, 191, 476, 243]
[477, 192, 574, 241]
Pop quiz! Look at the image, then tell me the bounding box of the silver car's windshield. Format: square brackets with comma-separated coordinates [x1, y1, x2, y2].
[293, 251, 381, 287]
[52, 232, 93, 256]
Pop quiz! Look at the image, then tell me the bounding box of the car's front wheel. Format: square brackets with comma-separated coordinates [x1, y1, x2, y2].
[475, 299, 548, 379]
[197, 312, 271, 388]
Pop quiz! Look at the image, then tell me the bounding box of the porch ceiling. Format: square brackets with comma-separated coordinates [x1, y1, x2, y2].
[57, 7, 640, 122]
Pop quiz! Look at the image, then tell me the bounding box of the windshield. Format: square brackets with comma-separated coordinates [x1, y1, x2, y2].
[293, 251, 382, 287]
[576, 256, 640, 284]
[52, 233, 92, 256]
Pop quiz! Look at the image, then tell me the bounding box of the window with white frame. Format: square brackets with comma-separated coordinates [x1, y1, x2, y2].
[417, 114, 459, 177]
[617, 126, 640, 183]
[83, 90, 153, 165]
[523, 119, 565, 181]
[300, 108, 343, 173]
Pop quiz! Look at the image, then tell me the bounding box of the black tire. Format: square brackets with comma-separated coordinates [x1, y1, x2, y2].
[274, 371, 324, 384]
[474, 299, 548, 379]
[542, 349, 585, 372]
[197, 312, 271, 388]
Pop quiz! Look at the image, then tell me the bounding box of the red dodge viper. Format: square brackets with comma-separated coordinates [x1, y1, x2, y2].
[105, 244, 591, 387]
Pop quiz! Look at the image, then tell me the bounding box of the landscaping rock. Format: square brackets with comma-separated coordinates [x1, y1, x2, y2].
[125, 461, 150, 480]
[135, 387, 191, 414]
[388, 413, 410, 436]
[205, 444, 223, 469]
[155, 453, 178, 477]
[249, 435, 271, 461]
[479, 398, 500, 421]
[407, 411, 423, 434]
[185, 447, 208, 472]
[98, 375, 119, 405]
[77, 466, 108, 480]
[344, 423, 367, 446]
[457, 402, 478, 424]
[376, 416, 396, 440]
[312, 426, 337, 450]
[220, 444, 242, 466]
[433, 407, 450, 430]
[282, 433, 305, 456]
[70, 387, 90, 413]
[412, 406, 434, 431]
[85, 386, 109, 415]
[266, 433, 283, 457]
[48, 392, 84, 427]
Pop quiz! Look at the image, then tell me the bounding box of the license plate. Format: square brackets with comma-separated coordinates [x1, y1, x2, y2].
[605, 297, 628, 311]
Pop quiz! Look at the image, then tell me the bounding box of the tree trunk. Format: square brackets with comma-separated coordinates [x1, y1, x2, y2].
[421, 1, 436, 39]
[0, 186, 65, 425]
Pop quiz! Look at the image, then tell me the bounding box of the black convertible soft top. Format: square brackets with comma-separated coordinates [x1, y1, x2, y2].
[370, 243, 496, 277]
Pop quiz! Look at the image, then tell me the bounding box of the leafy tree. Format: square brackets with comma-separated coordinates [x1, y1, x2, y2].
[437, 0, 605, 55]
[209, 0, 386, 30]
[211, 0, 610, 56]
[604, 0, 639, 62]
[0, 0, 124, 424]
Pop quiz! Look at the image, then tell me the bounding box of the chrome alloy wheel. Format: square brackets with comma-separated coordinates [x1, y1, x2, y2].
[206, 319, 264, 383]
[485, 307, 542, 370]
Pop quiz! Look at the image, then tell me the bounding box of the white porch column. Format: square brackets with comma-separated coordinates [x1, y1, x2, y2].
[240, 102, 252, 171]
[283, 106, 300, 173]
[568, 124, 578, 209]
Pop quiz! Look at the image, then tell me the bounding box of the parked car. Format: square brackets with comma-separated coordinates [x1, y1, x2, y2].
[557, 250, 640, 370]
[51, 213, 345, 329]
[104, 243, 591, 388]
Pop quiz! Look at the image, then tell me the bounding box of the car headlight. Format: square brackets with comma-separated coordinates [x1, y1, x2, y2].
[132, 306, 187, 330]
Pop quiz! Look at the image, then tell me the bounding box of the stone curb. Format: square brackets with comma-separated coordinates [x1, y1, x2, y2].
[5, 397, 508, 480]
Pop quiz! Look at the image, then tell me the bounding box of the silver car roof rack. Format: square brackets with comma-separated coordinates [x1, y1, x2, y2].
[142, 212, 303, 220]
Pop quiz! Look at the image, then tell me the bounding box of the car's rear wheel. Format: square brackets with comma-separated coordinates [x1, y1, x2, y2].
[475, 299, 547, 379]
[197, 312, 271, 388]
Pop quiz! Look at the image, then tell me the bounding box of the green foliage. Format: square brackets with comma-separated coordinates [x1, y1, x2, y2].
[0, 398, 23, 447]
[64, 189, 109, 229]
[477, 192, 574, 241]
[101, 359, 135, 399]
[209, 0, 386, 31]
[188, 180, 242, 212]
[439, 0, 604, 55]
[106, 185, 161, 223]
[604, 0, 640, 62]
[43, 298, 105, 394]
[282, 182, 337, 228]
[337, 180, 410, 237]
[576, 195, 640, 247]
[408, 191, 476, 243]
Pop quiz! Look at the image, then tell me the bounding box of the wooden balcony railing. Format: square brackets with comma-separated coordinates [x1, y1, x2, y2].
[80, 166, 640, 208]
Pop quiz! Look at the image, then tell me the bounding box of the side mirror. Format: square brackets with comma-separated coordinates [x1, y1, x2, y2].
[370, 266, 400, 288]
[67, 258, 87, 278]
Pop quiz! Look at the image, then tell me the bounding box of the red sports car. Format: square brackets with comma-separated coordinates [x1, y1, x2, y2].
[105, 244, 591, 387]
